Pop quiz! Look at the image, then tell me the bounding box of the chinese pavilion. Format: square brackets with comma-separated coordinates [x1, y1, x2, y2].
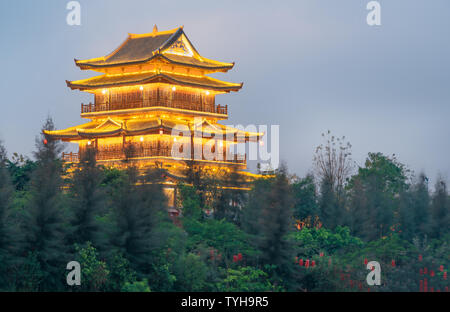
[44, 25, 262, 207]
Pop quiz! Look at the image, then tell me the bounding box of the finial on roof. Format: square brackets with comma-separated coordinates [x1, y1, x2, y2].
[153, 24, 158, 33]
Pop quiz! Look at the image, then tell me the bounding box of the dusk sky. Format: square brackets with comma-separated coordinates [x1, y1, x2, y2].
[1, 0, 449, 182]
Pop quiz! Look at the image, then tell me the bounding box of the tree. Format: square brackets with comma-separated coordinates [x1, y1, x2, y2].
[346, 176, 374, 239]
[109, 167, 168, 278]
[318, 177, 341, 229]
[21, 117, 68, 291]
[68, 148, 106, 249]
[314, 131, 353, 229]
[243, 165, 295, 287]
[346, 153, 408, 240]
[399, 173, 430, 239]
[292, 174, 318, 220]
[313, 130, 353, 195]
[74, 242, 109, 291]
[430, 177, 449, 239]
[0, 140, 17, 289]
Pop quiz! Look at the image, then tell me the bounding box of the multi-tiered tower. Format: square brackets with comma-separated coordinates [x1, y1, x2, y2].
[45, 26, 262, 206]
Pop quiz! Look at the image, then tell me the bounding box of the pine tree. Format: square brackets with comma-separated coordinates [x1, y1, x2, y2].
[292, 174, 318, 220]
[109, 166, 168, 278]
[242, 166, 296, 288]
[318, 177, 340, 230]
[346, 177, 374, 240]
[68, 148, 106, 249]
[430, 177, 449, 238]
[21, 117, 68, 291]
[411, 173, 430, 236]
[0, 140, 16, 289]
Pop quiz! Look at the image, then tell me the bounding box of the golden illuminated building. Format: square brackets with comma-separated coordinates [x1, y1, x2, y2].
[45, 26, 262, 208]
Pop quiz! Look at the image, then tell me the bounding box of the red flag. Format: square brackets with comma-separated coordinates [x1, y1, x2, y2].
[237, 253, 242, 261]
[391, 259, 396, 267]
[364, 258, 368, 265]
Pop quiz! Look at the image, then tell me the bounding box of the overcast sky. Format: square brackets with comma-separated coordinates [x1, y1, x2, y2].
[0, 0, 449, 182]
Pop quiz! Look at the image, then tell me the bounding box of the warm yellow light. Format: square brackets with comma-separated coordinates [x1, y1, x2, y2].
[102, 89, 107, 94]
[87, 141, 91, 145]
[159, 129, 163, 135]
[172, 86, 176, 91]
[139, 86, 144, 91]
[205, 91, 210, 95]
[173, 137, 177, 142]
[219, 141, 223, 147]
[260, 140, 264, 146]
[140, 136, 144, 142]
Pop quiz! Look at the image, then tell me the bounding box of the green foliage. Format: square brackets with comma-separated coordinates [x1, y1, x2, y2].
[178, 184, 202, 220]
[0, 122, 449, 292]
[292, 174, 318, 220]
[173, 253, 208, 291]
[121, 279, 151, 292]
[290, 226, 363, 257]
[217, 266, 281, 292]
[74, 242, 109, 291]
[106, 251, 137, 291]
[183, 218, 256, 262]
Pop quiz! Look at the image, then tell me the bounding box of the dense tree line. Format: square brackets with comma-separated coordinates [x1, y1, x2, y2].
[0, 122, 448, 291]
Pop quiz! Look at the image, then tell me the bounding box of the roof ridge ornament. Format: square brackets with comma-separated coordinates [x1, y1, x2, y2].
[153, 24, 158, 33]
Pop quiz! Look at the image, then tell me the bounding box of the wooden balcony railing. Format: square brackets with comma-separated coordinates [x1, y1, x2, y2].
[62, 145, 245, 164]
[62, 152, 79, 162]
[81, 100, 227, 115]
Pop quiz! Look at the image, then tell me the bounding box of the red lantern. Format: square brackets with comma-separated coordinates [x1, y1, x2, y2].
[305, 259, 310, 268]
[444, 272, 447, 280]
[299, 259, 304, 266]
[424, 267, 428, 275]
[418, 254, 423, 262]
[445, 286, 449, 292]
[430, 270, 435, 277]
[237, 253, 242, 261]
[424, 278, 428, 292]
[233, 255, 238, 263]
[311, 260, 315, 267]
[439, 265, 444, 272]
[43, 139, 48, 145]
[419, 280, 423, 292]
[419, 268, 423, 275]
[391, 260, 396, 267]
[364, 258, 368, 265]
